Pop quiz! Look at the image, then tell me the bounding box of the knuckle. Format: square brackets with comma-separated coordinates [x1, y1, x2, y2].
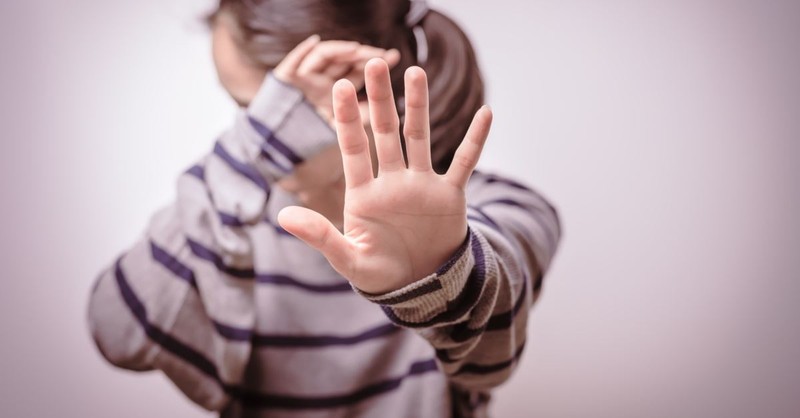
[455, 152, 476, 170]
[372, 119, 399, 134]
[340, 141, 366, 155]
[403, 127, 427, 140]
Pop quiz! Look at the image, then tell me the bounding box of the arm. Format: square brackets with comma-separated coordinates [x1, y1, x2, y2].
[361, 174, 560, 390]
[88, 37, 401, 409]
[277, 59, 561, 392]
[87, 72, 337, 410]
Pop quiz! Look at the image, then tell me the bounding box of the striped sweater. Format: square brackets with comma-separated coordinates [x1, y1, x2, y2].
[87, 74, 561, 418]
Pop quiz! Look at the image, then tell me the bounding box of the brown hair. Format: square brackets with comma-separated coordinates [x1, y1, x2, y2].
[208, 0, 485, 174]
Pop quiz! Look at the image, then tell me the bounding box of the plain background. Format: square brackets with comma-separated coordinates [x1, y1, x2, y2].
[1, 0, 799, 417]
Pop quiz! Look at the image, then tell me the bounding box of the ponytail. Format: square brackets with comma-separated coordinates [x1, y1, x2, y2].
[415, 10, 485, 173]
[210, 0, 486, 174]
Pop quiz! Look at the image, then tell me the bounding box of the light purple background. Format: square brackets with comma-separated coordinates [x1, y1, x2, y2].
[1, 0, 798, 417]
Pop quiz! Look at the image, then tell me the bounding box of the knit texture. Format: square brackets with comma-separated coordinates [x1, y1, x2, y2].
[87, 73, 561, 418]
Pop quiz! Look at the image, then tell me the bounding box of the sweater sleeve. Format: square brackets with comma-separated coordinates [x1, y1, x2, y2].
[86, 73, 337, 410]
[356, 172, 561, 391]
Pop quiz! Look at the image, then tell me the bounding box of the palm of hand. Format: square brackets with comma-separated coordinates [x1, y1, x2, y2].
[279, 59, 492, 294]
[341, 173, 467, 293]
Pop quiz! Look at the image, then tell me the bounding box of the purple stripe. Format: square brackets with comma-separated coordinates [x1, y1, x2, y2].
[467, 214, 501, 233]
[218, 211, 245, 227]
[382, 231, 487, 328]
[477, 173, 562, 242]
[454, 341, 526, 376]
[247, 116, 304, 165]
[188, 238, 351, 292]
[533, 271, 543, 293]
[114, 257, 222, 379]
[264, 218, 293, 237]
[480, 198, 547, 216]
[435, 348, 455, 363]
[257, 273, 352, 293]
[213, 319, 400, 347]
[150, 243, 369, 345]
[140, 242, 383, 342]
[150, 241, 197, 289]
[212, 320, 253, 342]
[186, 173, 288, 233]
[479, 198, 559, 246]
[187, 238, 256, 279]
[485, 276, 528, 332]
[447, 273, 530, 344]
[449, 323, 485, 343]
[215, 321, 400, 347]
[185, 164, 205, 181]
[444, 231, 487, 316]
[116, 257, 435, 408]
[252, 323, 400, 348]
[477, 172, 561, 232]
[182, 165, 249, 229]
[259, 146, 292, 174]
[213, 141, 270, 192]
[219, 211, 293, 234]
[235, 358, 438, 410]
[467, 207, 503, 233]
[435, 229, 471, 276]
[480, 173, 533, 193]
[369, 279, 442, 305]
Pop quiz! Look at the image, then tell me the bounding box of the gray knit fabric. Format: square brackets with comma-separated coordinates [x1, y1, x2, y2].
[87, 73, 561, 418]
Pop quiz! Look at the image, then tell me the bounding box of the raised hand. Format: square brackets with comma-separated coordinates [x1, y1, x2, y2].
[278, 58, 492, 294]
[274, 35, 400, 124]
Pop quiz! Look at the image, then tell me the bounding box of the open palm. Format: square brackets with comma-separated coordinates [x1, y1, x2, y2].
[278, 58, 492, 294]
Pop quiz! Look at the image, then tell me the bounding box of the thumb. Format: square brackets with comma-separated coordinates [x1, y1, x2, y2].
[277, 206, 353, 277]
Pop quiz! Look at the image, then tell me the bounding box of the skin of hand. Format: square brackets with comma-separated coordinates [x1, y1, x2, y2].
[269, 36, 400, 228]
[278, 58, 493, 294]
[211, 17, 400, 225]
[273, 34, 401, 125]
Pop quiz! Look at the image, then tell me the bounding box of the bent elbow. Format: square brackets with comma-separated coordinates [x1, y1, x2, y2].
[87, 270, 155, 371]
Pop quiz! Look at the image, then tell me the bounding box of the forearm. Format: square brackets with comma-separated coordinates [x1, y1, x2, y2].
[85, 71, 341, 407]
[87, 197, 254, 411]
[206, 73, 338, 226]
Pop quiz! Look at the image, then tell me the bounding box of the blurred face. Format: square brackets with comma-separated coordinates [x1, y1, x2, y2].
[209, 12, 378, 221]
[210, 13, 345, 225]
[210, 13, 374, 122]
[211, 14, 266, 108]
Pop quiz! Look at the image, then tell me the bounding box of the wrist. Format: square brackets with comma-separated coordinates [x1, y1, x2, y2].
[355, 227, 472, 297]
[353, 228, 489, 330]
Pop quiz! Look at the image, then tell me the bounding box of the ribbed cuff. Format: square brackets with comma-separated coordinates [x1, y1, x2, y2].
[355, 229, 483, 327]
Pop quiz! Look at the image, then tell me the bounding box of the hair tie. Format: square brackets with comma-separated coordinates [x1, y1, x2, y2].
[405, 0, 429, 65]
[405, 0, 429, 27]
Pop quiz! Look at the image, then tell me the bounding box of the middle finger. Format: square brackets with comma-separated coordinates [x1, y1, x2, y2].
[364, 58, 405, 173]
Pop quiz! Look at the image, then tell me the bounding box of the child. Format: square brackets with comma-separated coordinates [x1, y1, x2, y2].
[87, 1, 561, 417]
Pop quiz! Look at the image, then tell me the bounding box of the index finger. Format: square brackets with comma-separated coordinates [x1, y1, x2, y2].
[297, 41, 360, 75]
[273, 34, 321, 79]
